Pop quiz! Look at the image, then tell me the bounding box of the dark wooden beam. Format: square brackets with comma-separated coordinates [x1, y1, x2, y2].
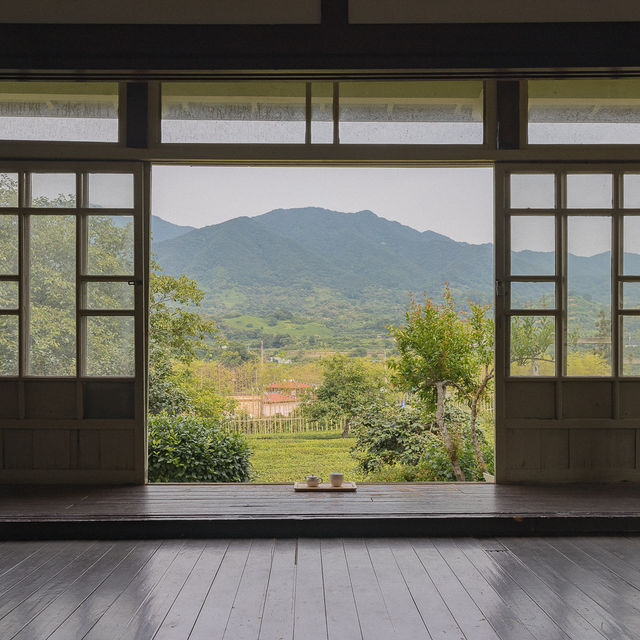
[0, 22, 639, 75]
[496, 80, 521, 149]
[125, 82, 149, 148]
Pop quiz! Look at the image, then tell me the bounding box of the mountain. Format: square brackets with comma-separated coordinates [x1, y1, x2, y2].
[151, 216, 195, 243]
[153, 207, 494, 318]
[152, 207, 640, 341]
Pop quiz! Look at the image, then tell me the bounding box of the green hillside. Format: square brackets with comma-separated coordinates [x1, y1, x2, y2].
[152, 208, 638, 351]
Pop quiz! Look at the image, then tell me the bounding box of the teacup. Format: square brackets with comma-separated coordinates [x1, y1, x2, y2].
[305, 475, 322, 487]
[330, 472, 344, 487]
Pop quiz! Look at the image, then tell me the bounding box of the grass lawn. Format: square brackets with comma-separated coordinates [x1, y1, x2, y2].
[247, 430, 367, 483]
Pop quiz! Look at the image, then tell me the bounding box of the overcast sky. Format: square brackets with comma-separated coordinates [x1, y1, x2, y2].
[151, 165, 495, 245]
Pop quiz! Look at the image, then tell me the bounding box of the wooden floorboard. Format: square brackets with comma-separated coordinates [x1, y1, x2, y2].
[0, 537, 638, 640]
[2, 483, 640, 538]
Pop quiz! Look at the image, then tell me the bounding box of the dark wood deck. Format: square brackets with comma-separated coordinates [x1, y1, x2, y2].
[1, 483, 640, 538]
[1, 536, 640, 639]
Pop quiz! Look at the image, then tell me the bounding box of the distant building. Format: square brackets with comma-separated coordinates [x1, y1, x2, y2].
[262, 391, 299, 417]
[232, 383, 311, 417]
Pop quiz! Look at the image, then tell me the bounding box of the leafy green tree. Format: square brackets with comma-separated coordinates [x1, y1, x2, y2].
[463, 302, 494, 473]
[301, 354, 385, 436]
[388, 287, 476, 481]
[148, 259, 226, 416]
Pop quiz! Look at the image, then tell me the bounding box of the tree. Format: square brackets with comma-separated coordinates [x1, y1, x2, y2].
[463, 301, 494, 473]
[388, 287, 476, 481]
[301, 354, 385, 436]
[148, 258, 225, 416]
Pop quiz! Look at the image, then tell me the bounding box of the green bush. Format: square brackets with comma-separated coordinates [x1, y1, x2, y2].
[351, 398, 494, 482]
[148, 414, 253, 482]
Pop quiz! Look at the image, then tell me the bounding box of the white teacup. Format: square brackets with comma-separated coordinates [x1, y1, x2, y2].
[329, 472, 344, 487]
[305, 475, 322, 487]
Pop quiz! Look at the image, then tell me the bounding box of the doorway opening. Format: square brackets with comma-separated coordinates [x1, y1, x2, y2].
[147, 165, 495, 483]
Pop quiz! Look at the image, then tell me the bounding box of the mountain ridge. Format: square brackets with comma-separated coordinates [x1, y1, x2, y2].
[152, 207, 638, 323]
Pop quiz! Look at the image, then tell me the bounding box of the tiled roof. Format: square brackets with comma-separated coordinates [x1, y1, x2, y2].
[266, 381, 313, 390]
[263, 392, 298, 403]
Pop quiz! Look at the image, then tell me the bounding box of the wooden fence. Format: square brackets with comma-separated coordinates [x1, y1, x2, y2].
[225, 394, 494, 435]
[226, 415, 345, 435]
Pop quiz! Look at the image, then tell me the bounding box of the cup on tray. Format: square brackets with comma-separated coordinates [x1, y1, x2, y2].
[329, 472, 344, 487]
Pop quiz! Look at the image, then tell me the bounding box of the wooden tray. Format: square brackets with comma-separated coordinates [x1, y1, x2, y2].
[294, 482, 357, 492]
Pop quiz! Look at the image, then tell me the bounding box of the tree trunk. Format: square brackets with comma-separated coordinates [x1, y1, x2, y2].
[435, 382, 466, 482]
[341, 418, 350, 438]
[469, 371, 492, 474]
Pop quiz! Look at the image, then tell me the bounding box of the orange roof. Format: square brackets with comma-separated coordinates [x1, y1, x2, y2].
[263, 392, 298, 404]
[266, 381, 313, 390]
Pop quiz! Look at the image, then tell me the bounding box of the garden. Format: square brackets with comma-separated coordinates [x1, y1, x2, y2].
[147, 265, 498, 483]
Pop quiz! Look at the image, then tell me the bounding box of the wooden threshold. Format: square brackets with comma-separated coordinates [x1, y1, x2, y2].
[0, 483, 639, 539]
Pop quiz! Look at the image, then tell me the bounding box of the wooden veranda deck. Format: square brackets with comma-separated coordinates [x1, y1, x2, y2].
[1, 536, 639, 639]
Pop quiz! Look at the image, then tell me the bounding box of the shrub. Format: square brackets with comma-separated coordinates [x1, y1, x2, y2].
[148, 414, 253, 482]
[351, 398, 494, 482]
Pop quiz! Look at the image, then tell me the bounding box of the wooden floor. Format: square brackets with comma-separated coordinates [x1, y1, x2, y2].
[1, 483, 640, 538]
[0, 536, 639, 639]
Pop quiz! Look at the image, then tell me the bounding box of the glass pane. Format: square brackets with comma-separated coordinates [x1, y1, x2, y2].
[0, 81, 118, 142]
[339, 80, 483, 144]
[623, 316, 640, 376]
[0, 173, 18, 207]
[0, 281, 18, 310]
[31, 173, 76, 208]
[510, 216, 555, 275]
[86, 282, 134, 310]
[87, 216, 134, 276]
[566, 174, 612, 209]
[88, 173, 134, 209]
[623, 217, 640, 275]
[623, 174, 640, 209]
[311, 82, 333, 144]
[529, 79, 640, 144]
[510, 281, 555, 309]
[86, 316, 134, 376]
[622, 282, 640, 309]
[0, 315, 18, 375]
[29, 215, 76, 376]
[566, 217, 612, 376]
[162, 81, 307, 144]
[0, 215, 18, 274]
[510, 174, 555, 209]
[510, 315, 555, 376]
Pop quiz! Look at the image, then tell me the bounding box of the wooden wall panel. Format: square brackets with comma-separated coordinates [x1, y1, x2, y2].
[540, 429, 569, 470]
[84, 381, 135, 419]
[32, 429, 72, 469]
[78, 431, 101, 470]
[505, 381, 555, 419]
[570, 429, 636, 470]
[620, 381, 640, 418]
[100, 430, 135, 471]
[0, 382, 19, 419]
[506, 429, 540, 470]
[3, 430, 33, 469]
[24, 381, 77, 420]
[562, 381, 613, 419]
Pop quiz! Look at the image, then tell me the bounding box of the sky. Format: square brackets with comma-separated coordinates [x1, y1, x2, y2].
[151, 166, 495, 245]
